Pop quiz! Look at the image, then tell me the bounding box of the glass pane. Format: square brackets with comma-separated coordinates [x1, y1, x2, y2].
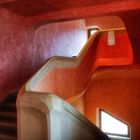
[101, 111, 129, 136]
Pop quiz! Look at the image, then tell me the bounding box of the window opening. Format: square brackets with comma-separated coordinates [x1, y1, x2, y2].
[97, 109, 131, 139]
[88, 28, 99, 38]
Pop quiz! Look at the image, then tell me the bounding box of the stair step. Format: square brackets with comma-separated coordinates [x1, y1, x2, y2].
[0, 119, 16, 130]
[3, 93, 17, 103]
[0, 111, 17, 120]
[0, 92, 17, 140]
[0, 103, 16, 111]
[0, 133, 16, 140]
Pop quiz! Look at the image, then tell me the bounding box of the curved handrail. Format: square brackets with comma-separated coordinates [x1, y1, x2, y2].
[25, 30, 101, 92]
[17, 28, 131, 140]
[25, 28, 129, 98]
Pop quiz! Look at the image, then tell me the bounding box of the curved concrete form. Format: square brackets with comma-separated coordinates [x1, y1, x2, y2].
[25, 28, 133, 102]
[17, 28, 133, 140]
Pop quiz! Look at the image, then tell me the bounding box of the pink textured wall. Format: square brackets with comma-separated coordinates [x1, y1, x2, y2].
[0, 8, 87, 100]
[0, 9, 27, 99]
[33, 20, 87, 58]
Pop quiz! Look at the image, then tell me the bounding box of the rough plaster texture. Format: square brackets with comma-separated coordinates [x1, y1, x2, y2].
[0, 8, 87, 100]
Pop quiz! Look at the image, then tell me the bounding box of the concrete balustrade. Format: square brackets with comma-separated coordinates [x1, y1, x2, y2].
[17, 28, 133, 140]
[17, 90, 109, 140]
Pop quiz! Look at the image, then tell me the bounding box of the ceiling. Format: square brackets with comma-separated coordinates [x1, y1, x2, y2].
[0, 0, 140, 17]
[0, 0, 15, 5]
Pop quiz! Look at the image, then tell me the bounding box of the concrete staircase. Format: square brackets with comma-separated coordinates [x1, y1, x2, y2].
[0, 93, 17, 140]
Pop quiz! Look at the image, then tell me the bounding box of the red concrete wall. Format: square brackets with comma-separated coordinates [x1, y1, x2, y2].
[0, 8, 87, 101]
[85, 75, 140, 140]
[119, 10, 140, 64]
[95, 30, 133, 66]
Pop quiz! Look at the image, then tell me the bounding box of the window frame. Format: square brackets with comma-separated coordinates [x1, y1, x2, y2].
[97, 109, 131, 138]
[88, 27, 100, 38]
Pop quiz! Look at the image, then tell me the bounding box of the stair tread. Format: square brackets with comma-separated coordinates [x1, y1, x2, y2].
[0, 119, 16, 128]
[3, 93, 17, 103]
[0, 111, 16, 115]
[0, 92, 17, 140]
[0, 133, 16, 140]
[0, 111, 17, 120]
[0, 103, 16, 111]
[0, 103, 16, 107]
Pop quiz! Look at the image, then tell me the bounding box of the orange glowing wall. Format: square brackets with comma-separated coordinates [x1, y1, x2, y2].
[95, 30, 133, 66]
[35, 29, 133, 114]
[84, 30, 137, 139]
[84, 75, 140, 140]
